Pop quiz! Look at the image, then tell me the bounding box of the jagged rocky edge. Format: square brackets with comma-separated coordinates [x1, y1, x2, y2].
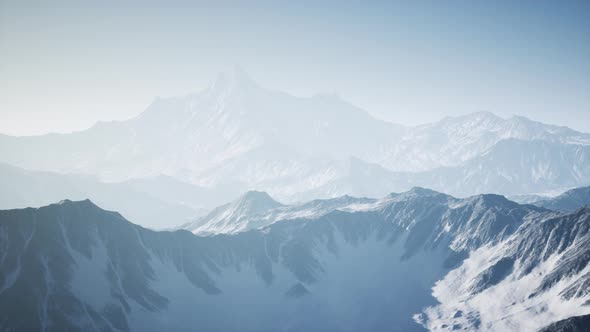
[539, 313, 590, 332]
[0, 190, 573, 331]
[417, 206, 590, 331]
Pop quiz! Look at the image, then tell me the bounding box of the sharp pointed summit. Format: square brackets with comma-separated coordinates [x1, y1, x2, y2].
[211, 65, 257, 93]
[0, 67, 589, 201]
[234, 190, 283, 212]
[185, 190, 283, 235]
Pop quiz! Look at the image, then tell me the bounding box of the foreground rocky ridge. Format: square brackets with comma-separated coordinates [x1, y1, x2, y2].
[540, 314, 590, 332]
[0, 188, 589, 331]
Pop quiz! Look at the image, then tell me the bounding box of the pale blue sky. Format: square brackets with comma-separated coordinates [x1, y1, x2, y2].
[1, 0, 589, 135]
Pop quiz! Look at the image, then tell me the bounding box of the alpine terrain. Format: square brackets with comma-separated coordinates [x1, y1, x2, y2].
[1, 68, 589, 217]
[1, 187, 589, 331]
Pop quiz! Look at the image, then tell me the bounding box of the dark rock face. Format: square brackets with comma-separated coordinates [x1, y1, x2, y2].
[0, 200, 168, 331]
[469, 257, 515, 294]
[0, 191, 588, 332]
[419, 205, 590, 331]
[0, 199, 439, 331]
[539, 314, 590, 332]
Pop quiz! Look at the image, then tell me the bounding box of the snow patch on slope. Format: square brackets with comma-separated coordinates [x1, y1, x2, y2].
[419, 240, 590, 331]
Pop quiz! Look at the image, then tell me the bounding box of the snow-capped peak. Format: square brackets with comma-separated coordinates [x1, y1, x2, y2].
[210, 65, 257, 94]
[185, 190, 283, 235]
[233, 190, 284, 213]
[388, 187, 448, 201]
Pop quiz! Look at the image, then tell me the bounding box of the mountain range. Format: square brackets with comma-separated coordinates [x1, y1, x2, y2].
[185, 185, 590, 236]
[2, 68, 590, 330]
[0, 163, 233, 229]
[1, 68, 589, 227]
[532, 186, 590, 213]
[1, 186, 589, 331]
